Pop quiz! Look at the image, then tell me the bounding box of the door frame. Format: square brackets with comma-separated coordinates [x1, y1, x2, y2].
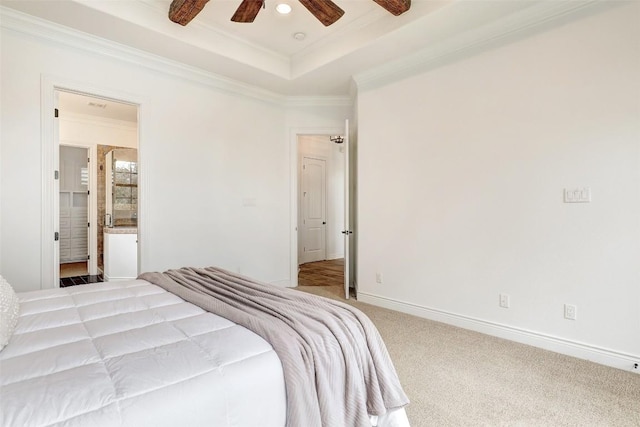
[41, 75, 145, 289]
[289, 126, 344, 288]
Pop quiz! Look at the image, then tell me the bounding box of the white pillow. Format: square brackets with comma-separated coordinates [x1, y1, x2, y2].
[0, 274, 20, 352]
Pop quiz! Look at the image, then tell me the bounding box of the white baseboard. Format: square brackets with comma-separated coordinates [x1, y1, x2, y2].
[327, 253, 344, 260]
[271, 278, 293, 288]
[104, 274, 136, 282]
[357, 292, 640, 374]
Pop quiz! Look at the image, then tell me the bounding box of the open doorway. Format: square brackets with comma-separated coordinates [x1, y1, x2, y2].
[296, 134, 348, 298]
[56, 90, 138, 287]
[58, 145, 90, 283]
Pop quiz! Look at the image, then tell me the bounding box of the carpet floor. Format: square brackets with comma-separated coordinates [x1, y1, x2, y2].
[295, 284, 640, 426]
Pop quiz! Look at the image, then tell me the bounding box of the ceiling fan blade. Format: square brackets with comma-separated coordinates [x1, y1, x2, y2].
[231, 0, 264, 23]
[372, 0, 411, 16]
[169, 0, 210, 26]
[298, 0, 345, 27]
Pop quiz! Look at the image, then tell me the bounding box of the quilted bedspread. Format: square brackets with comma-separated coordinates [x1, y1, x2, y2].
[0, 280, 286, 427]
[140, 266, 410, 427]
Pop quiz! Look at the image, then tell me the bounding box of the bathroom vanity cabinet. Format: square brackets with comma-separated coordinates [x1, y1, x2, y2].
[104, 229, 137, 281]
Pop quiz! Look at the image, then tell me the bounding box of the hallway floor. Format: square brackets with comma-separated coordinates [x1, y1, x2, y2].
[298, 259, 344, 287]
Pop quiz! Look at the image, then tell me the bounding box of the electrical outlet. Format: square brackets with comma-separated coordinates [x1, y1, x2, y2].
[375, 272, 383, 284]
[564, 304, 577, 320]
[499, 294, 510, 308]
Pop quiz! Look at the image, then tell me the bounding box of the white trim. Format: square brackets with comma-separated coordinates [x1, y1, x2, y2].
[41, 80, 58, 289]
[136, 0, 290, 64]
[41, 75, 146, 289]
[357, 292, 640, 373]
[1, 6, 351, 108]
[103, 274, 137, 282]
[270, 279, 292, 288]
[285, 97, 352, 108]
[354, 0, 608, 91]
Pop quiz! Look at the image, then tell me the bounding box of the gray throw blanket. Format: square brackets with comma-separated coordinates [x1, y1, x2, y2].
[139, 266, 409, 427]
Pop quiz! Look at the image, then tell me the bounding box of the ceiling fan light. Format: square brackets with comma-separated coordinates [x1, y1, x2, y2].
[275, 3, 292, 14]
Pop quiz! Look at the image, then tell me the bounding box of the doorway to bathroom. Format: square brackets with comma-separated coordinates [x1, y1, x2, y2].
[56, 90, 139, 287]
[58, 144, 90, 284]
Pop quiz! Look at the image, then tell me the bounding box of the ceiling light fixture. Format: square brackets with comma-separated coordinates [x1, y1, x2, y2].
[275, 3, 292, 14]
[293, 32, 306, 41]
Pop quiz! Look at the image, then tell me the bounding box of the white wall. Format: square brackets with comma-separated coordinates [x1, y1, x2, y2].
[297, 135, 345, 262]
[0, 12, 350, 291]
[357, 3, 640, 369]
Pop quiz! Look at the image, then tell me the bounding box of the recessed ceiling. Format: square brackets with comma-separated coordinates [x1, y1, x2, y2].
[1, 0, 567, 96]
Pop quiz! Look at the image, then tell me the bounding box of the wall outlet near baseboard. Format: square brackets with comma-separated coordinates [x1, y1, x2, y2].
[375, 272, 383, 284]
[564, 304, 577, 320]
[499, 293, 510, 308]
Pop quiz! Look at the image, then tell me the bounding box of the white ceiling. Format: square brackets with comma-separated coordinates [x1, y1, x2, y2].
[1, 0, 582, 96]
[58, 91, 139, 123]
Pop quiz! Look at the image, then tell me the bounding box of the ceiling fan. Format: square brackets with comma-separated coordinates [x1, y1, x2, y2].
[169, 0, 410, 27]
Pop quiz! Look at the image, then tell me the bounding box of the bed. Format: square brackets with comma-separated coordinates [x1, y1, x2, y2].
[0, 268, 410, 427]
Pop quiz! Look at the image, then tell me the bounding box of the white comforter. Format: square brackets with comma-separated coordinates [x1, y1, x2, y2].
[0, 280, 286, 427]
[0, 280, 409, 427]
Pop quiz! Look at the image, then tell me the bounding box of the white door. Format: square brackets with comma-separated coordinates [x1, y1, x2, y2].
[342, 120, 352, 299]
[301, 157, 327, 264]
[105, 150, 114, 227]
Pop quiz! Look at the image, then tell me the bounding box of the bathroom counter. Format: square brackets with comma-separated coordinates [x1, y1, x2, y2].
[104, 227, 137, 234]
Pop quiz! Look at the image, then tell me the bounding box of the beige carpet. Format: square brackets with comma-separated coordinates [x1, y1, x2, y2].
[295, 284, 640, 426]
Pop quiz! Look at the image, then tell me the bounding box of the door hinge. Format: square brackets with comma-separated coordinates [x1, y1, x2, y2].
[54, 108, 59, 118]
[54, 232, 59, 241]
[88, 222, 90, 228]
[54, 170, 59, 180]
[87, 190, 90, 195]
[87, 254, 90, 260]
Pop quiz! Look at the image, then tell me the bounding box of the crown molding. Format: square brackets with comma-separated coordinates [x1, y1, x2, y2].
[0, 6, 350, 108]
[137, 0, 289, 61]
[284, 96, 352, 108]
[353, 0, 611, 91]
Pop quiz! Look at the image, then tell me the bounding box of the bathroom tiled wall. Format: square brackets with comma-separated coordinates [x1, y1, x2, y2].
[97, 144, 130, 270]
